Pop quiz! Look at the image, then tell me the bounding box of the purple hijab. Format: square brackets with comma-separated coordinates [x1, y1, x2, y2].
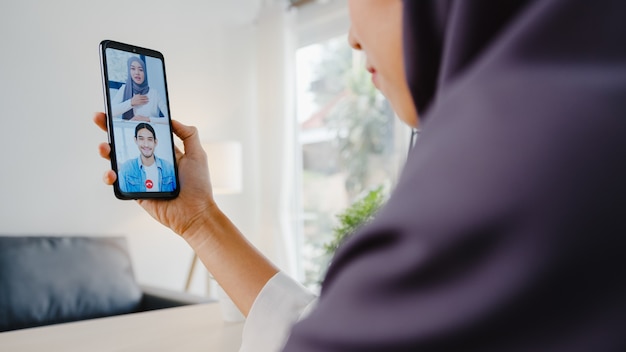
[284, 0, 626, 351]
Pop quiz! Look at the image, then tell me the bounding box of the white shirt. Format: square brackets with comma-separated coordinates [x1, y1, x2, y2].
[111, 85, 169, 121]
[142, 162, 160, 192]
[240, 272, 318, 352]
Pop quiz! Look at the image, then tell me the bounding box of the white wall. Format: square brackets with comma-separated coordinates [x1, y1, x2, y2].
[0, 0, 265, 295]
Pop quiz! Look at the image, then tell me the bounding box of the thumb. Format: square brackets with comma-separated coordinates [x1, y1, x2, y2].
[171, 120, 204, 156]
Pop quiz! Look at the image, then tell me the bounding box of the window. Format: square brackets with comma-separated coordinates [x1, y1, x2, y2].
[294, 5, 411, 291]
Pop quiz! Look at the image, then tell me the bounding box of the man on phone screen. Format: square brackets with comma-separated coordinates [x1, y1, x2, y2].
[118, 122, 176, 193]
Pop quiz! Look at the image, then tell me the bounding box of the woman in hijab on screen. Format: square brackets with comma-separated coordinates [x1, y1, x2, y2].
[95, 0, 626, 351]
[111, 56, 168, 123]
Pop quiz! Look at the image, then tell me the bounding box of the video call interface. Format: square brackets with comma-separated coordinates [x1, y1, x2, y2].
[104, 47, 176, 193]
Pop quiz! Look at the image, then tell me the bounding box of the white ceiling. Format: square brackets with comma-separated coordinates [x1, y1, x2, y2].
[205, 0, 264, 24]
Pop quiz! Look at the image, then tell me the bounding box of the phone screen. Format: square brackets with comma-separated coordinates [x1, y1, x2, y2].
[99, 40, 179, 200]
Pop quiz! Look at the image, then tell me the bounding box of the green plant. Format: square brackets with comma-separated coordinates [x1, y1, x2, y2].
[323, 186, 386, 257]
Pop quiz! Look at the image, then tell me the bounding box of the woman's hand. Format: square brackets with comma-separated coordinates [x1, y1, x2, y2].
[93, 112, 216, 238]
[131, 94, 149, 107]
[94, 112, 279, 316]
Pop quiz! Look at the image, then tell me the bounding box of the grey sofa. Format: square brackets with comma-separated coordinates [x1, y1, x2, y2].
[0, 236, 213, 332]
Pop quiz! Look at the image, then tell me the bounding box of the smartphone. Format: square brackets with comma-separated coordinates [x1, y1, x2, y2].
[99, 40, 180, 200]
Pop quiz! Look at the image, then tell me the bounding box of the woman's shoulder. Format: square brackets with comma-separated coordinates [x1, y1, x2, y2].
[147, 87, 160, 95]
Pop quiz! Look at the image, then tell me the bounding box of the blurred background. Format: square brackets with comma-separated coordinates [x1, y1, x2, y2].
[0, 0, 411, 297]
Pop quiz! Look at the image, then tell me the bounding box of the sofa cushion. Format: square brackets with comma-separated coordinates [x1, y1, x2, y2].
[0, 236, 143, 332]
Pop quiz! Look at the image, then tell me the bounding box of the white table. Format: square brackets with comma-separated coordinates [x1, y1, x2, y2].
[0, 303, 244, 351]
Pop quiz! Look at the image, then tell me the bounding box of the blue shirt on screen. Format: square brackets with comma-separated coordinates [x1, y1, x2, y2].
[118, 156, 176, 193]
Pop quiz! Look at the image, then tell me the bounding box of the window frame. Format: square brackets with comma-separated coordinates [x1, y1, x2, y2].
[292, 0, 413, 288]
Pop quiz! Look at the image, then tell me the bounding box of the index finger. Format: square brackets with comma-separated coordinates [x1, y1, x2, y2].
[93, 112, 107, 132]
